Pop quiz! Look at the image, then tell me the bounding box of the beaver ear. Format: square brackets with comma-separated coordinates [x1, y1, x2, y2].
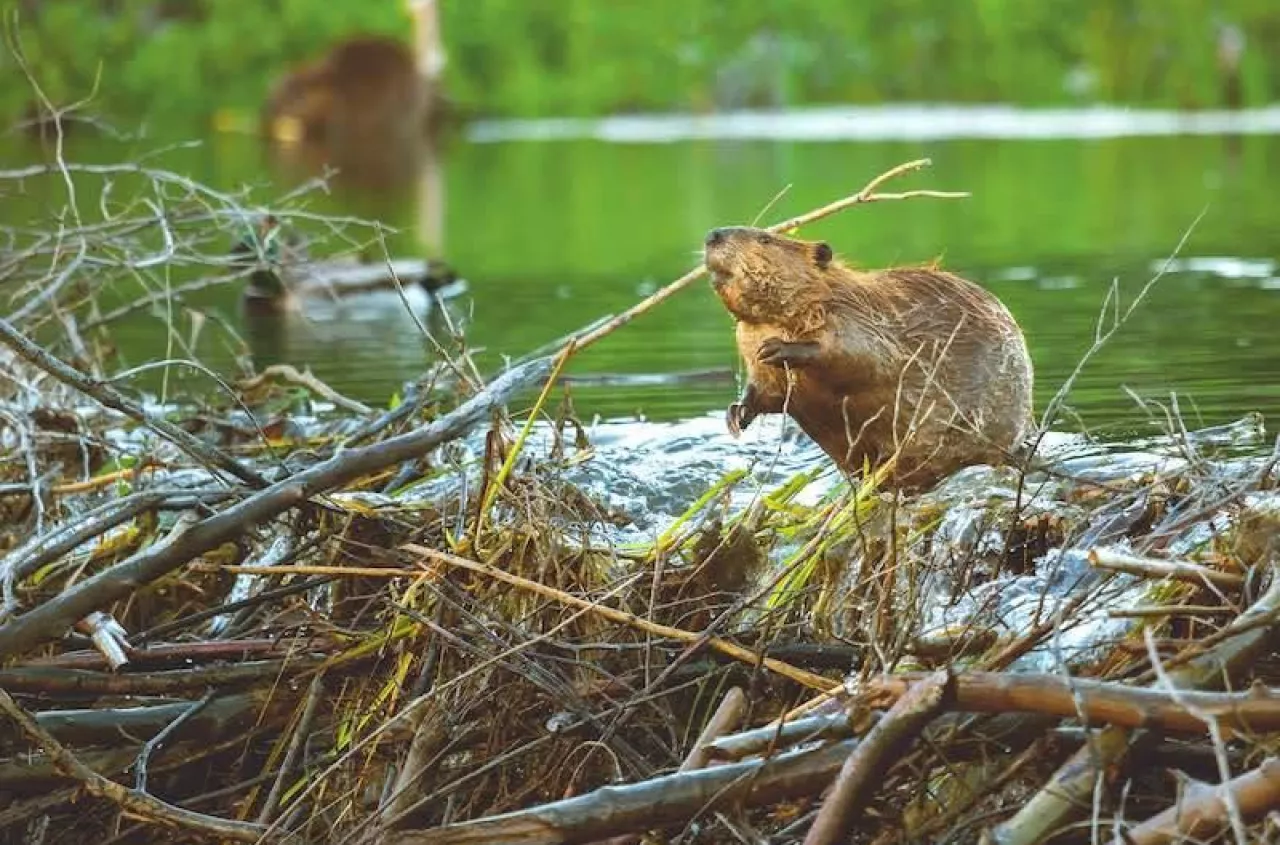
[814, 242, 833, 268]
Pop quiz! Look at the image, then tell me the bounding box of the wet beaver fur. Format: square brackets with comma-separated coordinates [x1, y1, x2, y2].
[705, 226, 1034, 489]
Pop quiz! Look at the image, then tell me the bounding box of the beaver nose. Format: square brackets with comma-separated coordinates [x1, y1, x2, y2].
[705, 228, 729, 248]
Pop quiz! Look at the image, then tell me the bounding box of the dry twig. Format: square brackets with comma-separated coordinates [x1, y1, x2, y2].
[0, 686, 275, 843]
[1088, 547, 1245, 589]
[405, 544, 838, 690]
[0, 357, 551, 660]
[804, 668, 953, 845]
[1117, 757, 1280, 845]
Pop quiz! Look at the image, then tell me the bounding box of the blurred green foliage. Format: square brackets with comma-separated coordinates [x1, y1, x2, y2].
[3, 0, 1278, 126]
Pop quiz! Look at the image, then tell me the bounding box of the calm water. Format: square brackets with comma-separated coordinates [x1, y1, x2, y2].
[4, 107, 1280, 437]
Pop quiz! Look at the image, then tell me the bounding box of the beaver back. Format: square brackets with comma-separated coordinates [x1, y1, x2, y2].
[263, 38, 427, 146]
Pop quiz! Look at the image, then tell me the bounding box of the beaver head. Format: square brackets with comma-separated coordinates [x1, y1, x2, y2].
[704, 226, 835, 330]
[262, 63, 335, 144]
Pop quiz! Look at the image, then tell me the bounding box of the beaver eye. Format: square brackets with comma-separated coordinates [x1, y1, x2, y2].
[814, 242, 833, 267]
[755, 232, 771, 244]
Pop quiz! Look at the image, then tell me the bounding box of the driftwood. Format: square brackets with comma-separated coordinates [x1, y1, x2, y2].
[1118, 757, 1280, 845]
[989, 557, 1280, 845]
[0, 356, 552, 660]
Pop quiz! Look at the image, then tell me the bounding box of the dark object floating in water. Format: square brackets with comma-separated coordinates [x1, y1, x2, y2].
[230, 214, 463, 311]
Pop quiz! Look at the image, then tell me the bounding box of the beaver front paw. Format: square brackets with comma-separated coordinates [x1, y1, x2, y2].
[726, 401, 755, 437]
[757, 337, 820, 368]
[727, 382, 782, 436]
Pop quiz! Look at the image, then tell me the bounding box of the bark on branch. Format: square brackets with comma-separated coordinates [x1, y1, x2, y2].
[1117, 757, 1280, 845]
[0, 686, 275, 843]
[386, 736, 859, 845]
[804, 669, 953, 845]
[859, 671, 1280, 735]
[0, 357, 552, 660]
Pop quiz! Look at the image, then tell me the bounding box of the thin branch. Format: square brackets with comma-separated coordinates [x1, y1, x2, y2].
[1088, 547, 1246, 590]
[0, 685, 274, 843]
[0, 357, 551, 660]
[565, 158, 964, 353]
[0, 315, 267, 488]
[135, 691, 215, 793]
[804, 668, 952, 845]
[258, 674, 324, 825]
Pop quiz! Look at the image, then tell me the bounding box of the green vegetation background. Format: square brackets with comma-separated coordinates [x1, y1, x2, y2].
[5, 0, 1278, 125]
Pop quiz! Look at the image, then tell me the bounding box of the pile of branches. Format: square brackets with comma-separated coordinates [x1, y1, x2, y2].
[1, 151, 1279, 845]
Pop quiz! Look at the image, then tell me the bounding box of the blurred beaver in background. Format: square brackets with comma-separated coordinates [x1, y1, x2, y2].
[260, 0, 448, 148]
[704, 226, 1034, 490]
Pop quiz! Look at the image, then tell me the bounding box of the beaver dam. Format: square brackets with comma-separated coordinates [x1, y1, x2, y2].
[1, 157, 1280, 845]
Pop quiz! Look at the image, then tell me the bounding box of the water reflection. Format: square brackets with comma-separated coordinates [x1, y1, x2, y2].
[261, 130, 450, 251]
[240, 114, 1280, 430]
[240, 284, 467, 381]
[6, 107, 1279, 432]
[247, 106, 454, 376]
[467, 104, 1280, 144]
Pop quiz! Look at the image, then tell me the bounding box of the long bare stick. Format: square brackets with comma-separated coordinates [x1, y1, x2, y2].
[568, 158, 965, 352]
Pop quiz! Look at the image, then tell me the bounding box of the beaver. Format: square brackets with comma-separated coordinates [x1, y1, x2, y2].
[261, 2, 448, 147]
[261, 37, 437, 148]
[704, 226, 1034, 489]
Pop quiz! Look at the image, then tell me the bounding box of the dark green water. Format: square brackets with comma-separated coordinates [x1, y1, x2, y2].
[5, 116, 1280, 437]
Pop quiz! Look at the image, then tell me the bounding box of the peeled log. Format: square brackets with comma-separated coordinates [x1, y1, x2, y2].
[386, 738, 857, 845]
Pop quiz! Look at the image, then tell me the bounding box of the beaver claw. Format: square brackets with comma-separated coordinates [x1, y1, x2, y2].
[726, 402, 754, 437]
[758, 337, 820, 367]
